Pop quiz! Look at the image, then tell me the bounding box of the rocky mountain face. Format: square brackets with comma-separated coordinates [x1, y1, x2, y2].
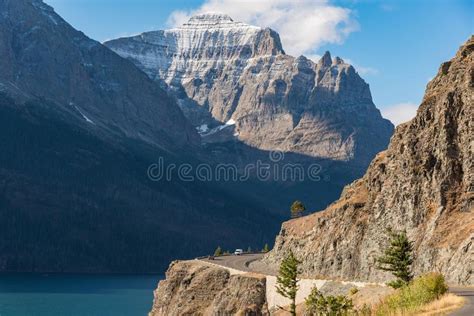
[0, 0, 282, 273]
[264, 37, 474, 285]
[105, 14, 393, 166]
[0, 0, 198, 149]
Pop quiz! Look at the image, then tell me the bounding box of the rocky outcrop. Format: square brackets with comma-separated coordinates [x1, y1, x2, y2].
[264, 37, 474, 285]
[105, 14, 393, 166]
[149, 261, 268, 316]
[150, 259, 395, 314]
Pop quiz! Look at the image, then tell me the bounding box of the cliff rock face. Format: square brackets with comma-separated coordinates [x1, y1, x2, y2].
[264, 37, 474, 285]
[149, 261, 268, 316]
[105, 14, 393, 165]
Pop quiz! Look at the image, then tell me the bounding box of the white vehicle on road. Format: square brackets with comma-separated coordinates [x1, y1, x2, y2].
[234, 249, 243, 255]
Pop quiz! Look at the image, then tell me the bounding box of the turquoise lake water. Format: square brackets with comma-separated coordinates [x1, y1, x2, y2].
[0, 274, 162, 316]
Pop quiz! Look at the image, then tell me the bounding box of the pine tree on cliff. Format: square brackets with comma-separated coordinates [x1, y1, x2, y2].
[290, 200, 306, 218]
[276, 250, 301, 315]
[377, 229, 414, 288]
[262, 243, 270, 253]
[214, 246, 223, 257]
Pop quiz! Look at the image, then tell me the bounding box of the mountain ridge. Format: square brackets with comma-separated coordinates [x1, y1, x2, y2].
[0, 0, 283, 273]
[105, 14, 393, 165]
[0, 0, 199, 150]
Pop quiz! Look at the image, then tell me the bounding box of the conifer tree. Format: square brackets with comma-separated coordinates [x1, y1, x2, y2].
[214, 246, 223, 257]
[262, 243, 270, 253]
[276, 250, 301, 315]
[290, 200, 306, 218]
[377, 229, 414, 288]
[305, 286, 353, 315]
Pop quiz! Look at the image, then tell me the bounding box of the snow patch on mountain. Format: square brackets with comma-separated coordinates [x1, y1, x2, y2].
[200, 122, 236, 137]
[196, 124, 209, 133]
[74, 105, 95, 125]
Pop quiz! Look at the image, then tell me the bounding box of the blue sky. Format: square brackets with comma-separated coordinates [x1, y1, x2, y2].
[45, 0, 473, 125]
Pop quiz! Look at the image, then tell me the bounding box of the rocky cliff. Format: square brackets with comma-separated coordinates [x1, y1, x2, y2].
[105, 14, 393, 166]
[264, 37, 474, 285]
[149, 261, 268, 316]
[149, 260, 393, 315]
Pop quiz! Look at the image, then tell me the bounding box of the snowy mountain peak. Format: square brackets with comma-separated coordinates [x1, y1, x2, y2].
[176, 12, 260, 32]
[187, 13, 234, 24]
[105, 13, 392, 162]
[105, 12, 284, 90]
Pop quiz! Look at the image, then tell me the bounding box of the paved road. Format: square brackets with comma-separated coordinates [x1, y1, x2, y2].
[200, 253, 265, 273]
[450, 287, 474, 316]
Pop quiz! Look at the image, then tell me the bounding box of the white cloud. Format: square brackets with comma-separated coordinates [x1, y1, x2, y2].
[381, 102, 419, 126]
[167, 0, 359, 57]
[305, 54, 322, 63]
[344, 58, 379, 76]
[353, 65, 379, 76]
